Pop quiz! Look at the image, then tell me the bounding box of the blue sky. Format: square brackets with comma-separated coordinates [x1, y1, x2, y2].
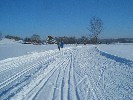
[0, 0, 133, 39]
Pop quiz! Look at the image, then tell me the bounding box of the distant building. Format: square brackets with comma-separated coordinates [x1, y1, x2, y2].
[46, 36, 57, 44]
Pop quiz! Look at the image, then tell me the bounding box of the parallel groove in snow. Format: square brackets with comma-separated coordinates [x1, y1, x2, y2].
[22, 54, 70, 100]
[0, 46, 132, 100]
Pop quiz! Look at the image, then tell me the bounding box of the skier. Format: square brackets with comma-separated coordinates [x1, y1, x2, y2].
[57, 42, 60, 51]
[60, 41, 64, 48]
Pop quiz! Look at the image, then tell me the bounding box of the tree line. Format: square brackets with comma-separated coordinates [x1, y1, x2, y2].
[3, 33, 133, 44]
[3, 34, 91, 44]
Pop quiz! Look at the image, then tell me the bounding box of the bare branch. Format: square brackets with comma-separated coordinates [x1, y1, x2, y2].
[88, 16, 103, 44]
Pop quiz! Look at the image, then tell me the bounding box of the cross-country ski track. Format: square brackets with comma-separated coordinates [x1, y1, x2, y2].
[0, 46, 132, 100]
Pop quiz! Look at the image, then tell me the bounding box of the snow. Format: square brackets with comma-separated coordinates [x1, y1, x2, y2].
[98, 43, 133, 61]
[0, 39, 133, 100]
[0, 38, 75, 60]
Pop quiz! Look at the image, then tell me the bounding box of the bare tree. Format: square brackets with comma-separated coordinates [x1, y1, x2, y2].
[88, 16, 103, 44]
[31, 34, 41, 43]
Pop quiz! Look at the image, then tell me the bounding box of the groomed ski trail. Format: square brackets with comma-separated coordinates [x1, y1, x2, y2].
[0, 46, 132, 100]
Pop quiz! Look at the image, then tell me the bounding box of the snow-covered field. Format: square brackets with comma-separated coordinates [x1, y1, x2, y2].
[98, 43, 133, 61]
[0, 39, 133, 100]
[0, 39, 76, 60]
